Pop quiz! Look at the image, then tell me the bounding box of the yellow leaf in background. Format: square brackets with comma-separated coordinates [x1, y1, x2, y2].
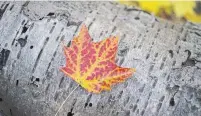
[172, 1, 201, 22]
[118, 0, 201, 23]
[173, 1, 195, 18]
[138, 1, 171, 15]
[118, 1, 138, 6]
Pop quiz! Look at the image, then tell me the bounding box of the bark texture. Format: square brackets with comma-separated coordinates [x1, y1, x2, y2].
[0, 1, 201, 116]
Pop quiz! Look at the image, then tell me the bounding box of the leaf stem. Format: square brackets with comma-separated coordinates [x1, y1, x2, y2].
[55, 84, 80, 116]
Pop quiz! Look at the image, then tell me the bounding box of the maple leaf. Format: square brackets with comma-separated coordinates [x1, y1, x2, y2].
[60, 24, 136, 93]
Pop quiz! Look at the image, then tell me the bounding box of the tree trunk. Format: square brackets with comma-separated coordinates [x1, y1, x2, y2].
[0, 1, 201, 116]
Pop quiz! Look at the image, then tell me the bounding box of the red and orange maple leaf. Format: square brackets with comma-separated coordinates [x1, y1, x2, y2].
[61, 24, 136, 93]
